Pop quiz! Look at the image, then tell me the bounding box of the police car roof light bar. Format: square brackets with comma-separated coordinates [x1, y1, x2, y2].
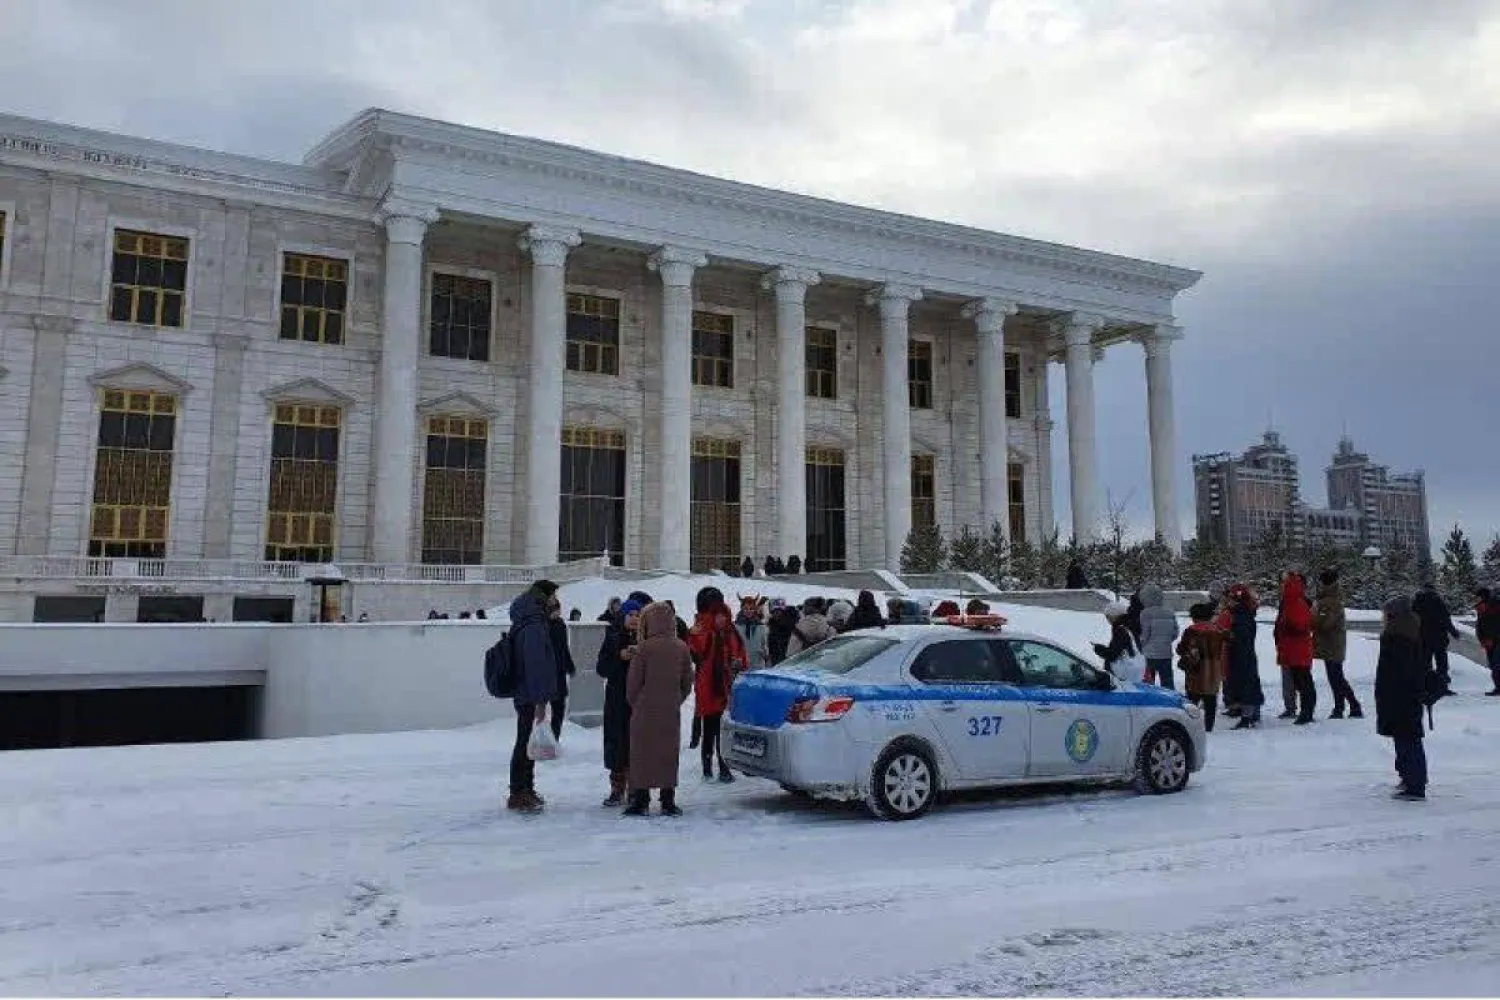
[941, 614, 1008, 631]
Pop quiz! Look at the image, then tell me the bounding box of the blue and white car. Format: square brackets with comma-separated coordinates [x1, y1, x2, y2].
[722, 619, 1207, 820]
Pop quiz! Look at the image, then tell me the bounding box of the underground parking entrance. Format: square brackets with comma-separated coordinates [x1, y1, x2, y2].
[0, 683, 260, 751]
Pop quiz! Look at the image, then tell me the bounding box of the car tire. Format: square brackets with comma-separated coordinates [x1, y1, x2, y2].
[1134, 723, 1191, 795]
[865, 740, 939, 821]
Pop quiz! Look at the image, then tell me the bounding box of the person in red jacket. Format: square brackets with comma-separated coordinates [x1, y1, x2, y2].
[1476, 588, 1500, 696]
[1275, 571, 1318, 725]
[687, 586, 748, 783]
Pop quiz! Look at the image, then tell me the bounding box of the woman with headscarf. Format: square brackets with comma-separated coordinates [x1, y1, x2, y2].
[624, 601, 696, 816]
[596, 598, 644, 807]
[687, 586, 748, 782]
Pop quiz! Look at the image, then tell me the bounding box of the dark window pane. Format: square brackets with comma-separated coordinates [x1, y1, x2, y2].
[135, 289, 158, 324]
[272, 424, 294, 458]
[280, 306, 298, 339]
[326, 281, 347, 312]
[147, 415, 174, 451]
[282, 276, 303, 307]
[98, 412, 124, 447]
[162, 258, 187, 291]
[112, 253, 136, 285]
[324, 312, 343, 345]
[303, 278, 325, 310]
[122, 414, 149, 449]
[110, 287, 133, 322]
[161, 292, 183, 328]
[136, 257, 162, 287]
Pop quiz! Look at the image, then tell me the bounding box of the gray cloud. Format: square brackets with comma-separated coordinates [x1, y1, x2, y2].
[1, 0, 1495, 552]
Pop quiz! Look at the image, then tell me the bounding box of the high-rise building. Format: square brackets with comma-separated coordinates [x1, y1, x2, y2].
[1192, 431, 1304, 550]
[1326, 438, 1430, 555]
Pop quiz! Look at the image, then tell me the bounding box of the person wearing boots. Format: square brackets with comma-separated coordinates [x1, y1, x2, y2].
[1476, 588, 1500, 696]
[1176, 602, 1228, 731]
[624, 602, 696, 816]
[596, 598, 644, 807]
[1225, 584, 1265, 729]
[506, 580, 561, 814]
[1137, 583, 1181, 689]
[1274, 571, 1318, 724]
[687, 587, 748, 782]
[1376, 595, 1429, 800]
[1313, 568, 1362, 719]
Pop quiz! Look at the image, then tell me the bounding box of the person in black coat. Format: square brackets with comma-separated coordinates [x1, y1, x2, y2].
[545, 596, 576, 741]
[1066, 560, 1090, 590]
[1411, 581, 1460, 690]
[1224, 585, 1265, 729]
[597, 599, 643, 807]
[767, 600, 799, 664]
[1376, 595, 1428, 800]
[845, 590, 887, 632]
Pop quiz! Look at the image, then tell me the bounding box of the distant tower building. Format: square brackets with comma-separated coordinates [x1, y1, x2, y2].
[1326, 437, 1430, 555]
[1192, 431, 1304, 550]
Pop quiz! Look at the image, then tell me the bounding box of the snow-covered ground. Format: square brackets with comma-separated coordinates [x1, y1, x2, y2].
[3, 603, 1500, 997]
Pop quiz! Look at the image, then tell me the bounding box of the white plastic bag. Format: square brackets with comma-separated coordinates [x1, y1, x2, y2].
[527, 720, 560, 761]
[1111, 651, 1146, 683]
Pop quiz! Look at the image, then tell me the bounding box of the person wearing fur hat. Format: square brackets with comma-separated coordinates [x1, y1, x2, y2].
[595, 598, 644, 807]
[1093, 600, 1139, 679]
[735, 596, 770, 670]
[688, 586, 748, 782]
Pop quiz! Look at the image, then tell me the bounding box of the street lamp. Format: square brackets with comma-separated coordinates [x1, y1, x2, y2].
[303, 563, 347, 623]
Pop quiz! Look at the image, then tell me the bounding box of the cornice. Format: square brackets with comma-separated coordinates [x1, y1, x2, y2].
[319, 110, 1201, 297]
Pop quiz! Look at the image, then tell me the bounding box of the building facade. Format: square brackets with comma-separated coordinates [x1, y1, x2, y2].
[1192, 432, 1304, 550]
[0, 110, 1198, 622]
[1325, 437, 1430, 555]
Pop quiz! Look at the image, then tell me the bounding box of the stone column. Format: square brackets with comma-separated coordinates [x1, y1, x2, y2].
[202, 332, 249, 558]
[964, 298, 1018, 537]
[869, 283, 922, 569]
[519, 225, 581, 566]
[1033, 356, 1055, 538]
[1143, 324, 1184, 552]
[371, 200, 438, 565]
[762, 267, 820, 564]
[648, 246, 707, 572]
[1060, 314, 1103, 543]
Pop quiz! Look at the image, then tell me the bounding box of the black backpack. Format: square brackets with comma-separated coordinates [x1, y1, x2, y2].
[484, 630, 517, 699]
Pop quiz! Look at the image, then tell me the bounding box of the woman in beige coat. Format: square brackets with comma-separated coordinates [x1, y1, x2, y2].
[624, 602, 695, 816]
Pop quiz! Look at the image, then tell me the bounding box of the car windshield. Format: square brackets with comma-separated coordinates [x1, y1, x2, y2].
[778, 635, 898, 675]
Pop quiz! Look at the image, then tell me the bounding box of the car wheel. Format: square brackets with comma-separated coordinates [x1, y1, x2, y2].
[866, 741, 938, 820]
[1134, 724, 1191, 795]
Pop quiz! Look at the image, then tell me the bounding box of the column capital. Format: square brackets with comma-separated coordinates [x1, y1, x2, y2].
[378, 198, 440, 244]
[761, 266, 821, 297]
[1137, 323, 1184, 358]
[1054, 311, 1105, 349]
[865, 283, 923, 308]
[518, 224, 582, 267]
[962, 297, 1019, 334]
[648, 246, 708, 287]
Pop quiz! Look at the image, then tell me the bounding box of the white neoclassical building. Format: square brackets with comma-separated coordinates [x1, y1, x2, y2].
[0, 109, 1199, 623]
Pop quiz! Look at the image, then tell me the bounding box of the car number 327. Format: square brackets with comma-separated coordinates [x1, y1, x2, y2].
[966, 715, 1003, 736]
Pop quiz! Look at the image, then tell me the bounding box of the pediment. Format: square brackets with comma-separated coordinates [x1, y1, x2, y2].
[418, 390, 496, 417]
[89, 363, 194, 395]
[262, 378, 354, 406]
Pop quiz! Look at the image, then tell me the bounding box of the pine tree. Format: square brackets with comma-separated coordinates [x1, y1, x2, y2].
[1482, 536, 1500, 587]
[1440, 525, 1479, 603]
[1038, 530, 1070, 589]
[900, 523, 948, 574]
[982, 520, 1011, 586]
[1009, 536, 1040, 589]
[949, 526, 986, 574]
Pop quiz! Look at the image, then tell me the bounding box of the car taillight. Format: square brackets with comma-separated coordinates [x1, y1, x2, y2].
[786, 695, 855, 723]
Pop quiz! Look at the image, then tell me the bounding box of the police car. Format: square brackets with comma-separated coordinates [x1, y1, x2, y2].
[722, 616, 1206, 820]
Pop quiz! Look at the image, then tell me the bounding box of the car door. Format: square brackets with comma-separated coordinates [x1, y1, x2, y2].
[1008, 639, 1134, 779]
[908, 638, 1028, 782]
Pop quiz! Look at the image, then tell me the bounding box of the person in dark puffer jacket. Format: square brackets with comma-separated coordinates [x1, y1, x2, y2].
[507, 580, 561, 814]
[1376, 595, 1429, 800]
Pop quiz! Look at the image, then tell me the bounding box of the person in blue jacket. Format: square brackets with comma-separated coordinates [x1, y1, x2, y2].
[507, 580, 560, 814]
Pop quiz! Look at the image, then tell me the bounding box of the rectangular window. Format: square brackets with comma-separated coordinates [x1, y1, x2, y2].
[912, 454, 936, 530]
[565, 293, 620, 375]
[1008, 462, 1026, 543]
[691, 311, 734, 389]
[265, 404, 340, 562]
[806, 447, 847, 572]
[560, 426, 626, 564]
[690, 438, 742, 572]
[279, 253, 349, 345]
[109, 230, 188, 328]
[806, 326, 838, 400]
[422, 416, 487, 565]
[1005, 352, 1022, 419]
[429, 273, 492, 361]
[88, 389, 176, 559]
[909, 339, 934, 410]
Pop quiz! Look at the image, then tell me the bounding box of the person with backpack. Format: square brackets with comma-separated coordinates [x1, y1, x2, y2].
[1476, 588, 1500, 696]
[687, 587, 748, 783]
[1137, 583, 1181, 689]
[1176, 602, 1228, 731]
[1224, 584, 1265, 729]
[623, 601, 697, 816]
[596, 598, 644, 807]
[1376, 595, 1429, 801]
[786, 598, 837, 656]
[1274, 571, 1318, 725]
[1412, 580, 1461, 693]
[506, 580, 561, 814]
[1313, 568, 1362, 719]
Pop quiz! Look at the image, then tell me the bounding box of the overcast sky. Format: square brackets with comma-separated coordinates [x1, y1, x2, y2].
[3, 0, 1495, 553]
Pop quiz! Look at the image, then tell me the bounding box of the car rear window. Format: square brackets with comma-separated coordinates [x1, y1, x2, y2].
[779, 635, 898, 675]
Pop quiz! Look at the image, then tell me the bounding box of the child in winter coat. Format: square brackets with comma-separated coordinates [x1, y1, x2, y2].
[1093, 600, 1139, 680]
[1176, 603, 1228, 732]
